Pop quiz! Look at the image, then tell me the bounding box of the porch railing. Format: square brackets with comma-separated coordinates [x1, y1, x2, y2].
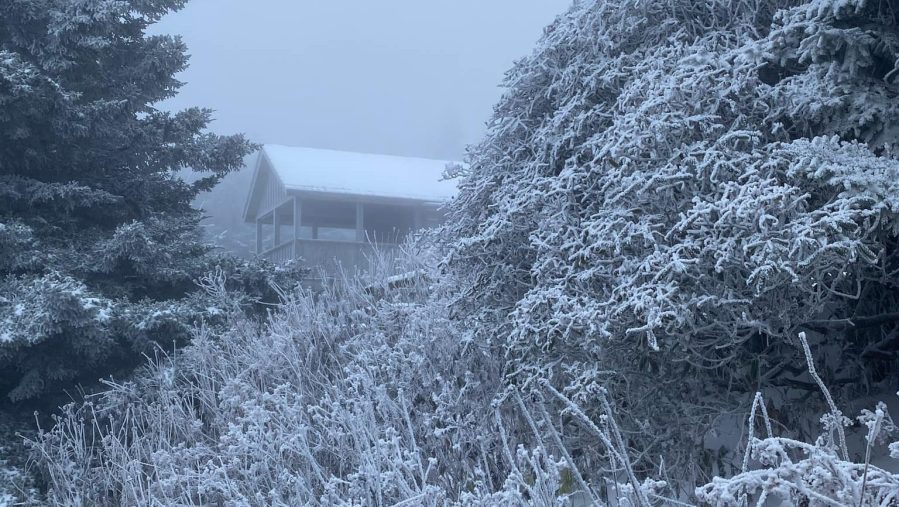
[261, 238, 399, 274]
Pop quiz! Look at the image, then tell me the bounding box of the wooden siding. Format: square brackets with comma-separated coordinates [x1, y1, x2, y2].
[265, 240, 296, 264]
[259, 159, 288, 215]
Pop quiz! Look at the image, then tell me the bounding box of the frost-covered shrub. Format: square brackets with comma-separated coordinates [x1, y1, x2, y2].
[699, 431, 899, 506]
[26, 243, 668, 506]
[445, 0, 899, 477]
[698, 335, 899, 506]
[27, 249, 899, 505]
[0, 413, 40, 507]
[27, 247, 468, 505]
[0, 255, 305, 403]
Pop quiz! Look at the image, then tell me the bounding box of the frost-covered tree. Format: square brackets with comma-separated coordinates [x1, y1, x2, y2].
[446, 0, 899, 477]
[0, 0, 297, 402]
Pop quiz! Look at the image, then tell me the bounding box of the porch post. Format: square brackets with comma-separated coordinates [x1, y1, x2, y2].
[356, 202, 365, 242]
[293, 197, 302, 240]
[256, 218, 262, 254]
[273, 205, 281, 246]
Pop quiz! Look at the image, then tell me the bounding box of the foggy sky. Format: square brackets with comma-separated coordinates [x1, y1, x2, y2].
[153, 1, 571, 161]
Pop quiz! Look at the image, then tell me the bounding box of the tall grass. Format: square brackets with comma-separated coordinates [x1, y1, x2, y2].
[23, 243, 649, 505]
[24, 243, 899, 506]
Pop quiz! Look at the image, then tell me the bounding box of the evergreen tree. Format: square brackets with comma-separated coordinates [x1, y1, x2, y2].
[0, 0, 291, 402]
[446, 0, 899, 475]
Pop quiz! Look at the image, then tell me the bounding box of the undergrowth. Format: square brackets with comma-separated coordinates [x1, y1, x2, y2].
[15, 242, 899, 506]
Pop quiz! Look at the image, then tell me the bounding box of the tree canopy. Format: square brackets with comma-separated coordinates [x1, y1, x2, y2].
[0, 0, 294, 402]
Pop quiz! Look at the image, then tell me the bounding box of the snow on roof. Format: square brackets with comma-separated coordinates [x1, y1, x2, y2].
[262, 144, 459, 202]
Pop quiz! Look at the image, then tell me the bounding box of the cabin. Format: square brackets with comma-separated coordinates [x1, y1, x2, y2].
[243, 144, 457, 274]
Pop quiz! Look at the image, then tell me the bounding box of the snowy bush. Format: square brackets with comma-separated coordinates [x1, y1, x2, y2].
[25, 241, 670, 506]
[697, 334, 899, 506]
[0, 255, 304, 403]
[0, 415, 39, 507]
[25, 250, 899, 505]
[444, 0, 899, 477]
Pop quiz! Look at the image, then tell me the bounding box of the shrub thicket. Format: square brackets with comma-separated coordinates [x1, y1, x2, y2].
[25, 245, 899, 505]
[445, 0, 899, 477]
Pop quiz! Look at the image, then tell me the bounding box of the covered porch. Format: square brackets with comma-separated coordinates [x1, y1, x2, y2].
[255, 195, 435, 268]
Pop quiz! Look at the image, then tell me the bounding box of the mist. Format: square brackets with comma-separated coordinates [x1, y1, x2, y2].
[5, 1, 899, 504]
[153, 0, 571, 160]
